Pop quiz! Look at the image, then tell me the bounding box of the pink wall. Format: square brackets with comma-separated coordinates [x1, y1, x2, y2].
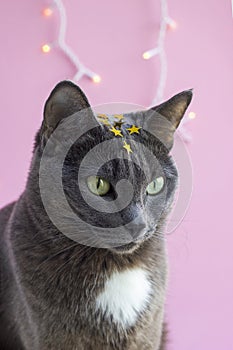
[0, 1, 232, 349]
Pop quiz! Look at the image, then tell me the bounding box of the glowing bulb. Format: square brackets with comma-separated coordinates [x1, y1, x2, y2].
[143, 51, 151, 60]
[143, 48, 160, 60]
[166, 18, 177, 30]
[92, 75, 101, 83]
[188, 112, 196, 119]
[42, 44, 51, 53]
[43, 7, 53, 17]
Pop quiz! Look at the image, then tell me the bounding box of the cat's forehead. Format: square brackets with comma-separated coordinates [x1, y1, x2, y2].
[72, 111, 169, 181]
[67, 110, 169, 177]
[94, 111, 152, 158]
[96, 111, 145, 129]
[94, 111, 166, 157]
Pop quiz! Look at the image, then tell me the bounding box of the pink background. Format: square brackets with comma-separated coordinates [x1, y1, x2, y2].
[0, 1, 232, 349]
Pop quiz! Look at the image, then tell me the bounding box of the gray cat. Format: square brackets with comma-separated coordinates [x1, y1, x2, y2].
[0, 81, 192, 350]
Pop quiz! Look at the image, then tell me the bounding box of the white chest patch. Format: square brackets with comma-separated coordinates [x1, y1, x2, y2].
[95, 268, 152, 328]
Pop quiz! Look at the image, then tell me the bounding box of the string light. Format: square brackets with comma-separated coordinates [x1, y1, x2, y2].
[42, 7, 53, 17]
[188, 111, 196, 119]
[143, 0, 174, 105]
[166, 17, 177, 30]
[143, 47, 161, 60]
[92, 74, 102, 84]
[41, 0, 101, 83]
[142, 52, 151, 60]
[143, 0, 194, 142]
[42, 44, 51, 53]
[41, 1, 193, 141]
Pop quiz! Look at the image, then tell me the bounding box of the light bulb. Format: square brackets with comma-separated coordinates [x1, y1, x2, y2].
[92, 75, 101, 83]
[143, 48, 160, 60]
[43, 8, 53, 17]
[143, 51, 151, 60]
[42, 44, 51, 53]
[167, 18, 177, 30]
[188, 112, 196, 119]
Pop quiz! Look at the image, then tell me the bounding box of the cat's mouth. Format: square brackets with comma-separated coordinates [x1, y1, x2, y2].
[111, 229, 154, 254]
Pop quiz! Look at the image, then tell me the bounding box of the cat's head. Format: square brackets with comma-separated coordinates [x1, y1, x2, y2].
[37, 81, 192, 254]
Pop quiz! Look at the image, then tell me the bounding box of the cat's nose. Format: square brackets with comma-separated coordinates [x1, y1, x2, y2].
[130, 215, 147, 240]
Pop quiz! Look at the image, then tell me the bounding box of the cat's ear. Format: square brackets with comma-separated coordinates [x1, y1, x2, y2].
[42, 80, 91, 138]
[144, 90, 193, 149]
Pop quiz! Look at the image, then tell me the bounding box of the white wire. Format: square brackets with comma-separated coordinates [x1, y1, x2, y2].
[52, 0, 99, 82]
[47, 0, 192, 141]
[146, 0, 192, 142]
[148, 0, 168, 106]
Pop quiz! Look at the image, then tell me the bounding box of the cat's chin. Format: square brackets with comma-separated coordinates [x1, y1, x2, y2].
[110, 229, 154, 254]
[110, 241, 141, 255]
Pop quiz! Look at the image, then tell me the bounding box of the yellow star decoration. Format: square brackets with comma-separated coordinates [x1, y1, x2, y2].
[109, 126, 123, 137]
[97, 113, 111, 126]
[97, 113, 108, 119]
[123, 141, 133, 154]
[101, 119, 111, 126]
[127, 125, 141, 134]
[114, 114, 124, 120]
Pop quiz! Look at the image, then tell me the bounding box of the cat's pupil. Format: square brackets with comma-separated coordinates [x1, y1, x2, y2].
[97, 177, 101, 188]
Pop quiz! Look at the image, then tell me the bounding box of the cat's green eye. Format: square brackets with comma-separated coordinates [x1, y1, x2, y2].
[146, 176, 165, 195]
[87, 176, 110, 196]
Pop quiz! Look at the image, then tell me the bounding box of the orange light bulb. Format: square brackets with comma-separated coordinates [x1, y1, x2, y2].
[167, 19, 177, 30]
[43, 8, 53, 17]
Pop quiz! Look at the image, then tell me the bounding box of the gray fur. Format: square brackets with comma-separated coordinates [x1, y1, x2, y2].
[0, 81, 192, 349]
